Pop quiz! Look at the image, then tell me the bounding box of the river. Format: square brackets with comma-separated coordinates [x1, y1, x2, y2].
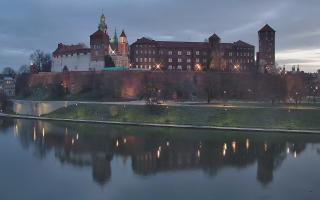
[0, 118, 320, 200]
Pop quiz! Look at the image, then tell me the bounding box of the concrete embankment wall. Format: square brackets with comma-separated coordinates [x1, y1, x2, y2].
[12, 100, 74, 116]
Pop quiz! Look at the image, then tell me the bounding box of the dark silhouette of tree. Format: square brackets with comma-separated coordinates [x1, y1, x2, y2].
[2, 67, 16, 78]
[30, 50, 52, 72]
[18, 65, 30, 74]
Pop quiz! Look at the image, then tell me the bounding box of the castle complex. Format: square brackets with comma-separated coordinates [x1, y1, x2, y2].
[52, 14, 276, 73]
[52, 14, 130, 72]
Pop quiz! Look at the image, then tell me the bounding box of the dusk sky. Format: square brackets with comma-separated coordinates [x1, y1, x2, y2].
[1, 0, 320, 72]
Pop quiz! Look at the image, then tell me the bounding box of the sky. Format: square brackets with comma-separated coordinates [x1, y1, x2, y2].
[0, 0, 320, 72]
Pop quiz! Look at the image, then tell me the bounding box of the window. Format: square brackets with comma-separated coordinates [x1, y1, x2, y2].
[144, 58, 147, 62]
[168, 51, 173, 55]
[149, 58, 152, 62]
[140, 58, 143, 62]
[168, 65, 173, 70]
[168, 58, 172, 63]
[203, 59, 207, 63]
[187, 51, 191, 55]
[177, 65, 182, 70]
[178, 51, 182, 55]
[135, 50, 139, 55]
[153, 50, 156, 55]
[196, 58, 200, 63]
[135, 58, 139, 62]
[187, 58, 191, 63]
[178, 58, 182, 63]
[196, 51, 200, 55]
[160, 50, 164, 55]
[187, 65, 191, 70]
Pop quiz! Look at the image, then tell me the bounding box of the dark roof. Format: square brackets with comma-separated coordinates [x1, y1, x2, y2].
[157, 41, 208, 49]
[209, 33, 221, 41]
[120, 30, 127, 37]
[233, 40, 255, 48]
[132, 37, 158, 45]
[90, 30, 109, 39]
[53, 43, 90, 57]
[259, 24, 276, 32]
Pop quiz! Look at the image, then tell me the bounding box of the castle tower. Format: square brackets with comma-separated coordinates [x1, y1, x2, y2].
[90, 14, 110, 70]
[118, 30, 129, 56]
[257, 24, 276, 73]
[208, 33, 222, 71]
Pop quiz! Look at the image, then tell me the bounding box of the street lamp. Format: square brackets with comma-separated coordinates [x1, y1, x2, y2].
[195, 64, 202, 71]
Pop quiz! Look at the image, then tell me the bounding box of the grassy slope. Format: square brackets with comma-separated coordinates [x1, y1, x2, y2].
[46, 104, 320, 130]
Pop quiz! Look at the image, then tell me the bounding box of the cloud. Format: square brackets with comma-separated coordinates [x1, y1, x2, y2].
[0, 0, 320, 72]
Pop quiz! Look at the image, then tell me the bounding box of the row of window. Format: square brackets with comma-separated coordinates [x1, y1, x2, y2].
[135, 50, 156, 55]
[134, 57, 207, 63]
[134, 65, 193, 70]
[169, 58, 206, 63]
[228, 52, 254, 57]
[134, 49, 207, 56]
[228, 59, 254, 64]
[135, 58, 156, 62]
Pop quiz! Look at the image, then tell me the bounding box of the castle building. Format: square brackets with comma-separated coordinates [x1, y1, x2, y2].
[130, 34, 255, 72]
[257, 24, 276, 73]
[52, 14, 130, 72]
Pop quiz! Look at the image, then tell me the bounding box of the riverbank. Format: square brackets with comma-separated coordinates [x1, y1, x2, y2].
[44, 103, 320, 130]
[1, 113, 320, 134]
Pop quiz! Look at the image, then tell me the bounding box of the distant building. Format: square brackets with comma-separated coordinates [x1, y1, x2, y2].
[52, 14, 130, 72]
[130, 34, 255, 72]
[257, 24, 276, 73]
[0, 77, 15, 96]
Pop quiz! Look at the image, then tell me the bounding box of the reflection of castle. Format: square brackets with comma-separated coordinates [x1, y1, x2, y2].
[11, 119, 315, 187]
[52, 14, 130, 72]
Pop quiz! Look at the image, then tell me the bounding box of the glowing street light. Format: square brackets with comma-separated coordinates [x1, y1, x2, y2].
[195, 64, 202, 71]
[234, 64, 240, 72]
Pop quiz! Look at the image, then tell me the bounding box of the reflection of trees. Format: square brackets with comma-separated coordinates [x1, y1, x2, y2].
[7, 119, 320, 187]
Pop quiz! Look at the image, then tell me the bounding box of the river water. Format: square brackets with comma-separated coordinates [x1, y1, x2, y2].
[0, 118, 320, 200]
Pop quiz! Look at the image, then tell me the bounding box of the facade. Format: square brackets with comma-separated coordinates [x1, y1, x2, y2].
[52, 14, 130, 72]
[130, 35, 255, 72]
[0, 77, 15, 96]
[257, 24, 276, 73]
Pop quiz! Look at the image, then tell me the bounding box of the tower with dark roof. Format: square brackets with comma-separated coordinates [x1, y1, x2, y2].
[257, 24, 276, 73]
[90, 14, 110, 69]
[118, 30, 129, 56]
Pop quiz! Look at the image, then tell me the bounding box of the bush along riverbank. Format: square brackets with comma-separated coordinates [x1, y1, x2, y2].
[45, 103, 320, 131]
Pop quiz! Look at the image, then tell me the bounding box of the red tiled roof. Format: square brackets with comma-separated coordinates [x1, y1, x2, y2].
[53, 43, 90, 57]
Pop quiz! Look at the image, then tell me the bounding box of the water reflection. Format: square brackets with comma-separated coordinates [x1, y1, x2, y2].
[1, 118, 320, 187]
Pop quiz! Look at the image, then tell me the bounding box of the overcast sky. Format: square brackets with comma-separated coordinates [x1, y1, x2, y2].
[1, 0, 320, 72]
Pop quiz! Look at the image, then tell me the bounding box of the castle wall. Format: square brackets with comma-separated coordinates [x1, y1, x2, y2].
[52, 53, 91, 72]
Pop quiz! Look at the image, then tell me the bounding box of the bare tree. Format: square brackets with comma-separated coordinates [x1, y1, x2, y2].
[30, 50, 52, 72]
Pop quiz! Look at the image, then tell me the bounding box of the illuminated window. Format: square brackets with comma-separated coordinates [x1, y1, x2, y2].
[168, 58, 172, 63]
[178, 58, 182, 63]
[178, 51, 182, 55]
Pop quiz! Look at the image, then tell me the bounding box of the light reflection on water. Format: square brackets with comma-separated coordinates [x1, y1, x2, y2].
[1, 118, 320, 200]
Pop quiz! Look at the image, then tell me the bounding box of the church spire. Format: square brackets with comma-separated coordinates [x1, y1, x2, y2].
[98, 13, 107, 33]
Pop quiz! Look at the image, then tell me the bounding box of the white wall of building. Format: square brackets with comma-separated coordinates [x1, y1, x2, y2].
[52, 53, 91, 72]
